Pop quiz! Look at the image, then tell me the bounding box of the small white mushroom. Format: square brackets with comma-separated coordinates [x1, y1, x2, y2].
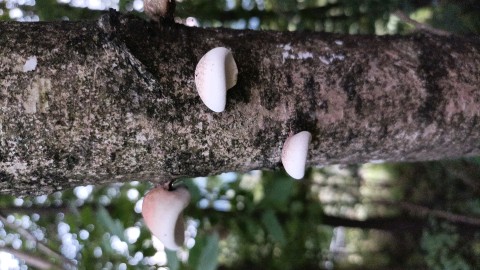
[194, 47, 238, 112]
[281, 131, 312, 179]
[142, 185, 191, 250]
[185, 17, 199, 27]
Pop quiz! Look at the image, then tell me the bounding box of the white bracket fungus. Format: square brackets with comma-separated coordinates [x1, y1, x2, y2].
[281, 131, 312, 179]
[142, 185, 191, 250]
[194, 47, 238, 112]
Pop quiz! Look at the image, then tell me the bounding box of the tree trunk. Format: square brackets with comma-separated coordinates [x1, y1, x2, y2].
[1, 10, 479, 195]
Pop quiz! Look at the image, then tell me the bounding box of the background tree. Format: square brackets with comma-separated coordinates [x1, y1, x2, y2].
[0, 0, 480, 269]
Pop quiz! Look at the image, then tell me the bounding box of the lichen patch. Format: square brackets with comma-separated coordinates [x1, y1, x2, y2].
[1, 160, 28, 177]
[23, 56, 37, 72]
[278, 43, 315, 63]
[319, 53, 345, 65]
[23, 78, 51, 114]
[23, 84, 39, 114]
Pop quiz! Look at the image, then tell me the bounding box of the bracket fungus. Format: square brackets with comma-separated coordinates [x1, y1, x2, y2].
[142, 185, 191, 250]
[281, 131, 312, 179]
[194, 47, 238, 112]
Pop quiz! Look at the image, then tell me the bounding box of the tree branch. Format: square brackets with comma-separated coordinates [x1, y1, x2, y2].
[0, 247, 61, 270]
[0, 213, 76, 267]
[0, 205, 68, 215]
[393, 10, 451, 36]
[176, 4, 346, 23]
[1, 11, 480, 195]
[376, 200, 480, 226]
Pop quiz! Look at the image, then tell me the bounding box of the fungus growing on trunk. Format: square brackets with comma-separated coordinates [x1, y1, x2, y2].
[281, 131, 312, 179]
[141, 184, 191, 250]
[194, 47, 238, 112]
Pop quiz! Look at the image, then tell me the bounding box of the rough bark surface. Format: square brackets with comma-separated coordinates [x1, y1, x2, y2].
[1, 10, 479, 195]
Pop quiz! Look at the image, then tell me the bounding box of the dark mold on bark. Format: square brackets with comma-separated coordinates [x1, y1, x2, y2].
[259, 70, 282, 110]
[0, 172, 15, 185]
[303, 75, 318, 113]
[414, 34, 449, 124]
[341, 65, 361, 102]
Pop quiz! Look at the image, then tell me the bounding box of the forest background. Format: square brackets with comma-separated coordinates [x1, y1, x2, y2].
[0, 0, 480, 269]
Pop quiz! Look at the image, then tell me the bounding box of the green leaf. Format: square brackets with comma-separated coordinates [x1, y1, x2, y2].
[166, 249, 180, 270]
[80, 205, 95, 225]
[261, 176, 295, 209]
[101, 232, 114, 255]
[196, 233, 220, 270]
[183, 178, 203, 203]
[97, 206, 126, 242]
[261, 210, 286, 246]
[188, 235, 203, 267]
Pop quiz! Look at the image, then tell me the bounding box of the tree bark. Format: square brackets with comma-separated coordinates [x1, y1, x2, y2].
[1, 10, 479, 195]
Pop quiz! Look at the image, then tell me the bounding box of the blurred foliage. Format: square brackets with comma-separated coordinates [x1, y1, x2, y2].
[1, 0, 479, 34]
[421, 221, 471, 270]
[1, 0, 480, 269]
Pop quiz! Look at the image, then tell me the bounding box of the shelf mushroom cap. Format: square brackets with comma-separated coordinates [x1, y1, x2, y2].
[194, 47, 238, 112]
[142, 186, 191, 250]
[281, 131, 312, 179]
